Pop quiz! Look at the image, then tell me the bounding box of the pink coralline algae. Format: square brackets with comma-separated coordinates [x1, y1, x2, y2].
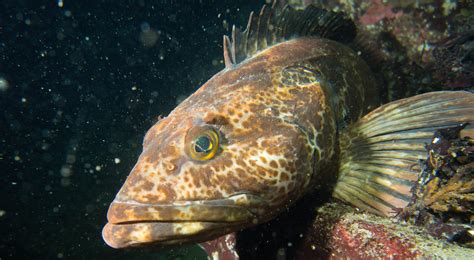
[359, 0, 403, 25]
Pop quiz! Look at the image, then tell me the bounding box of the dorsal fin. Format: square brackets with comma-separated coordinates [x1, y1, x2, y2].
[223, 0, 357, 68]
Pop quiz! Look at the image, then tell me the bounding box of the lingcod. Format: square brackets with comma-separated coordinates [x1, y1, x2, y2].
[102, 1, 474, 248]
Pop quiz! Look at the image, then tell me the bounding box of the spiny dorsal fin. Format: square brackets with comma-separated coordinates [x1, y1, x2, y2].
[223, 0, 356, 68]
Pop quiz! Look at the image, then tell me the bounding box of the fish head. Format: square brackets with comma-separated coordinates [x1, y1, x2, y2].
[102, 74, 315, 248]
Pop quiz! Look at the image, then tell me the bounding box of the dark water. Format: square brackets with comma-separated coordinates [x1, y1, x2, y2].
[0, 0, 262, 258]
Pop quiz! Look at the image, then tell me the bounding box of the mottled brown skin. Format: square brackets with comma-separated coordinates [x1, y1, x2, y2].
[102, 37, 379, 248]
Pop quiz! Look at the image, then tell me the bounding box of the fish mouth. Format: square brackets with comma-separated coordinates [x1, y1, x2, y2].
[102, 193, 266, 248]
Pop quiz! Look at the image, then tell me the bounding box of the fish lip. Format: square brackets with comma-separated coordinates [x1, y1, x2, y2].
[102, 193, 264, 248]
[106, 192, 265, 225]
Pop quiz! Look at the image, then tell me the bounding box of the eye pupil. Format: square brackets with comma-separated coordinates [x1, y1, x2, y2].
[194, 135, 212, 153]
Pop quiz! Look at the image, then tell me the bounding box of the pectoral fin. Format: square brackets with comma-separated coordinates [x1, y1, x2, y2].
[333, 91, 474, 217]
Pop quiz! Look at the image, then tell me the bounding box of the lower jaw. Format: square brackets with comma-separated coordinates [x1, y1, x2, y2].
[102, 220, 246, 249]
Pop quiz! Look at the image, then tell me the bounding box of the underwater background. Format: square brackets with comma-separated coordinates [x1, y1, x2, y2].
[1, 0, 473, 259]
[1, 0, 262, 258]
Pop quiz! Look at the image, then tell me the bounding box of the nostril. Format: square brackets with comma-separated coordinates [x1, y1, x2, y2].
[163, 160, 176, 172]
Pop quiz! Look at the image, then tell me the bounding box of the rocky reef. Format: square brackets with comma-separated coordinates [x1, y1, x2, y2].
[290, 0, 473, 99]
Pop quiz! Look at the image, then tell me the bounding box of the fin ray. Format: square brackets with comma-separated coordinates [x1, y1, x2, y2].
[333, 91, 474, 216]
[223, 1, 356, 67]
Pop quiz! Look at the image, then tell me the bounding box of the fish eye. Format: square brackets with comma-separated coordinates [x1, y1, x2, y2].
[194, 135, 212, 153]
[185, 126, 219, 161]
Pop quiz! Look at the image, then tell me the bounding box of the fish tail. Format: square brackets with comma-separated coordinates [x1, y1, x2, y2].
[333, 91, 474, 217]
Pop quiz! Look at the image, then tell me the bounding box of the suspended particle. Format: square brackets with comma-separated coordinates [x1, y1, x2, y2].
[0, 77, 9, 91]
[60, 166, 72, 177]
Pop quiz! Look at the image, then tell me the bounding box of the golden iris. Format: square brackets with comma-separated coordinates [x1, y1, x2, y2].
[186, 126, 219, 161]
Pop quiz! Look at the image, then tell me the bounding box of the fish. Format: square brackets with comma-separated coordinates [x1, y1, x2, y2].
[102, 1, 474, 249]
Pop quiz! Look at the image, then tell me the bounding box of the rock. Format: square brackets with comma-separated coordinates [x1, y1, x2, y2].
[296, 203, 471, 258]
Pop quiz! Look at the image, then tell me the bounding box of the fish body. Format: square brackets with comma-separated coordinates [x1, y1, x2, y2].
[102, 2, 474, 248]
